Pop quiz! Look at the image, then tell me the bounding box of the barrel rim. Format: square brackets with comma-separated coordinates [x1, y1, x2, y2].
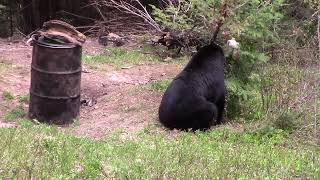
[31, 34, 79, 49]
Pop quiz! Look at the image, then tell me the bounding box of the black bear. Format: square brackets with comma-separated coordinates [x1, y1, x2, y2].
[158, 43, 225, 131]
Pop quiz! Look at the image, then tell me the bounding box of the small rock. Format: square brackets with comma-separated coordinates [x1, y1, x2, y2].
[121, 66, 132, 69]
[81, 98, 97, 107]
[82, 66, 90, 73]
[163, 57, 172, 62]
[0, 122, 15, 128]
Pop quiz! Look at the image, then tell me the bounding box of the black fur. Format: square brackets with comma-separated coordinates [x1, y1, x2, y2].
[158, 43, 225, 131]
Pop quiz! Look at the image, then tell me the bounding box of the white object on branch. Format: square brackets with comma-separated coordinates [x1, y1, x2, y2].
[227, 37, 239, 49]
[26, 38, 33, 46]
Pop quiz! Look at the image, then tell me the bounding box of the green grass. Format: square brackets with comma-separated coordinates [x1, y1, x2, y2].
[0, 61, 11, 74]
[0, 61, 23, 75]
[132, 79, 172, 95]
[148, 79, 172, 92]
[121, 103, 146, 113]
[2, 90, 14, 101]
[17, 94, 30, 104]
[2, 105, 26, 122]
[142, 44, 189, 67]
[141, 43, 171, 57]
[0, 122, 319, 179]
[83, 46, 188, 70]
[83, 47, 162, 70]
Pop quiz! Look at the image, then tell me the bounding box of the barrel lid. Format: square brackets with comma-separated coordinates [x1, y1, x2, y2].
[31, 34, 79, 49]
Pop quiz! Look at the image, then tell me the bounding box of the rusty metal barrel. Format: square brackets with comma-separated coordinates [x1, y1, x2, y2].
[28, 35, 82, 125]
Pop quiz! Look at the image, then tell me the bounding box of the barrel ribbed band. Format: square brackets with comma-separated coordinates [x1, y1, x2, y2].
[31, 65, 81, 75]
[30, 91, 80, 100]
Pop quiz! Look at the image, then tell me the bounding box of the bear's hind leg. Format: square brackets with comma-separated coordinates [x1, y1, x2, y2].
[190, 101, 218, 131]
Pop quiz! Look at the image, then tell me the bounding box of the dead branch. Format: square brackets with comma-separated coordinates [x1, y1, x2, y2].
[90, 0, 162, 34]
[91, 1, 108, 22]
[57, 10, 97, 22]
[211, 1, 228, 43]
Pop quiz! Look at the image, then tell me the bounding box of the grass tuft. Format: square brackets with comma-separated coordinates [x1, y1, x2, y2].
[148, 79, 171, 92]
[272, 110, 301, 132]
[2, 90, 14, 101]
[17, 94, 30, 104]
[0, 61, 11, 74]
[83, 47, 162, 70]
[83, 46, 188, 70]
[3, 105, 26, 122]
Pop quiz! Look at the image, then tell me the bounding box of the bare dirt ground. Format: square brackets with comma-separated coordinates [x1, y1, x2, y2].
[0, 37, 181, 139]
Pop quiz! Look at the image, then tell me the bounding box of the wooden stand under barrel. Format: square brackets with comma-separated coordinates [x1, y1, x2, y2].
[28, 35, 82, 125]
